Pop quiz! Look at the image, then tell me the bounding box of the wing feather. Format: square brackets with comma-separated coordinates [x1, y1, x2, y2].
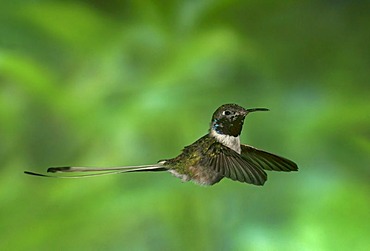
[241, 145, 298, 172]
[202, 143, 267, 185]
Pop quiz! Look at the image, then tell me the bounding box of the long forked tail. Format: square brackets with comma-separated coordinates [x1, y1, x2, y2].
[24, 163, 168, 178]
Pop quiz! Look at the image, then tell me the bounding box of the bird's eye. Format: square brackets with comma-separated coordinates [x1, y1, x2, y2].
[223, 110, 232, 116]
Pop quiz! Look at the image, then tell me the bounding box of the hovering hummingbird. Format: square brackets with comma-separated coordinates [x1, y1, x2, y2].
[25, 104, 298, 186]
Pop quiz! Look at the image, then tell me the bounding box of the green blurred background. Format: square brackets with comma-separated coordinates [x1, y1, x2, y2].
[1, 1, 369, 250]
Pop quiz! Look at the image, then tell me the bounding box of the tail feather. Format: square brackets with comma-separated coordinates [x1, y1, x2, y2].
[24, 164, 167, 178]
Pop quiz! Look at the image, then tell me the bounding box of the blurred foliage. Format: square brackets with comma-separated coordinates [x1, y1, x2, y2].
[1, 0, 369, 250]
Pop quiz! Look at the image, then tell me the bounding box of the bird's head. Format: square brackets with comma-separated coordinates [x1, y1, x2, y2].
[210, 104, 269, 137]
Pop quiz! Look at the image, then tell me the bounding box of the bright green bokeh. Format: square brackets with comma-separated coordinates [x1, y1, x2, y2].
[1, 1, 369, 251]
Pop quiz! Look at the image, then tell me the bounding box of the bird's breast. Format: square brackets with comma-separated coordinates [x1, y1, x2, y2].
[209, 129, 241, 154]
[169, 166, 223, 186]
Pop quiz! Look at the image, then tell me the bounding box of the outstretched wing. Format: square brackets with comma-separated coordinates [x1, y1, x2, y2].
[201, 143, 267, 185]
[241, 144, 298, 172]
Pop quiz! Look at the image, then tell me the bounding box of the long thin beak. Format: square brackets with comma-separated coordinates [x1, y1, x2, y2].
[245, 108, 269, 113]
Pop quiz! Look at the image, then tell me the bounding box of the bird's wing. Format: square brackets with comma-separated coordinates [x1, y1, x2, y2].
[240, 144, 298, 172]
[201, 143, 267, 185]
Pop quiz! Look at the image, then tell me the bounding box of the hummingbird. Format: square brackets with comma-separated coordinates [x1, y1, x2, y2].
[25, 104, 298, 186]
